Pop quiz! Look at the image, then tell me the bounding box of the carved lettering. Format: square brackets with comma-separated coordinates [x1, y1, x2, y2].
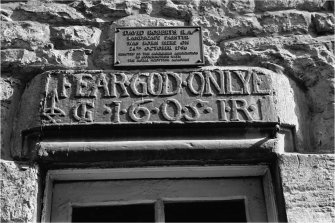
[147, 73, 163, 96]
[217, 99, 228, 121]
[226, 71, 243, 95]
[72, 101, 95, 122]
[91, 73, 110, 98]
[42, 69, 274, 124]
[129, 99, 153, 122]
[204, 70, 225, 96]
[59, 74, 71, 99]
[230, 99, 253, 121]
[235, 71, 252, 94]
[110, 73, 130, 97]
[188, 72, 204, 95]
[161, 98, 182, 121]
[130, 73, 149, 96]
[75, 74, 93, 98]
[184, 99, 209, 121]
[104, 101, 122, 123]
[161, 73, 182, 96]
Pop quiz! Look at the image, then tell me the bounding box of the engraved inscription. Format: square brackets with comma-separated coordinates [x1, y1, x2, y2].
[72, 101, 95, 123]
[41, 69, 275, 124]
[114, 27, 204, 67]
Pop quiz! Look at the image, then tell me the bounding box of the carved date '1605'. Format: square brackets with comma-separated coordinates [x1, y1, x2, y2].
[42, 70, 274, 124]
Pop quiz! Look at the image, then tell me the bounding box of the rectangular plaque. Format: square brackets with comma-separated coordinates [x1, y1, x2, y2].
[114, 26, 204, 67]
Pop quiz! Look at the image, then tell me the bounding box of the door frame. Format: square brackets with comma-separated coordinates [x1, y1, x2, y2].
[41, 165, 278, 222]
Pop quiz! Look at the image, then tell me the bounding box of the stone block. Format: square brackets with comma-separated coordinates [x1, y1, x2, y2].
[1, 49, 41, 68]
[11, 2, 89, 24]
[1, 21, 50, 50]
[12, 67, 302, 157]
[51, 26, 102, 49]
[255, 0, 331, 12]
[113, 13, 185, 28]
[308, 78, 335, 152]
[220, 35, 335, 152]
[204, 45, 221, 65]
[70, 0, 142, 21]
[0, 77, 23, 159]
[1, 49, 88, 75]
[257, 10, 311, 35]
[0, 160, 39, 223]
[161, 0, 192, 22]
[228, 0, 255, 13]
[194, 0, 228, 18]
[0, 8, 13, 21]
[279, 154, 335, 223]
[312, 13, 335, 35]
[191, 15, 261, 42]
[220, 35, 335, 87]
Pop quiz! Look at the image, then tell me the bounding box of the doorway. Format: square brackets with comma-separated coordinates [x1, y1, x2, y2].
[42, 166, 278, 222]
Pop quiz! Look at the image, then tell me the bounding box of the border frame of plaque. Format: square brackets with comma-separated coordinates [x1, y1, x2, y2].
[114, 26, 205, 68]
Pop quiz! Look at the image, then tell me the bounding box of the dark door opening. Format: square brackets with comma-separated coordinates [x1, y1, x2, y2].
[72, 204, 155, 222]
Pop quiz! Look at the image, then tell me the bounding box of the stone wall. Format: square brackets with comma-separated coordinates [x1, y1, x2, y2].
[1, 0, 334, 222]
[0, 161, 39, 222]
[279, 154, 335, 223]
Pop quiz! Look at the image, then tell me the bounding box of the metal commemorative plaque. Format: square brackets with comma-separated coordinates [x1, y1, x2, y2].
[114, 26, 204, 67]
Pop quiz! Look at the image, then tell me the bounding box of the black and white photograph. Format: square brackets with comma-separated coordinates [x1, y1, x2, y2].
[1, 0, 334, 222]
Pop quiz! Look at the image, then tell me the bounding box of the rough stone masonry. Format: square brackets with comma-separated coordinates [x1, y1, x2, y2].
[1, 0, 334, 222]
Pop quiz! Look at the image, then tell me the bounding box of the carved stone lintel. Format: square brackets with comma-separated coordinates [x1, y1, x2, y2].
[36, 68, 275, 125]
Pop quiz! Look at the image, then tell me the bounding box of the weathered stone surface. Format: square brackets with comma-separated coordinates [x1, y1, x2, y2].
[0, 8, 13, 21]
[255, 0, 331, 12]
[161, 0, 193, 22]
[204, 45, 221, 65]
[109, 14, 185, 44]
[192, 0, 228, 18]
[192, 15, 261, 42]
[312, 13, 335, 34]
[193, 10, 313, 43]
[71, 0, 142, 21]
[0, 1, 334, 222]
[309, 78, 334, 152]
[164, 0, 254, 17]
[1, 49, 88, 74]
[12, 67, 306, 156]
[220, 35, 334, 152]
[1, 21, 51, 50]
[280, 154, 335, 223]
[271, 69, 311, 152]
[257, 10, 311, 35]
[1, 49, 41, 67]
[0, 160, 39, 222]
[51, 25, 102, 49]
[12, 2, 89, 24]
[113, 13, 185, 27]
[220, 35, 335, 87]
[18, 67, 277, 126]
[227, 0, 255, 14]
[0, 77, 23, 159]
[140, 1, 153, 15]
